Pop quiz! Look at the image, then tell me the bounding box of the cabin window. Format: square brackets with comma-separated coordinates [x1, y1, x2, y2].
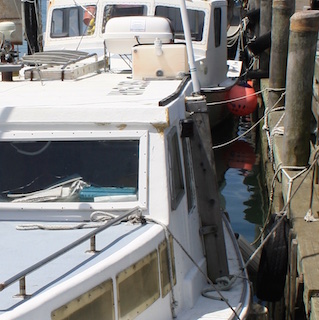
[214, 8, 221, 47]
[0, 140, 139, 203]
[155, 6, 204, 41]
[167, 128, 184, 210]
[50, 5, 97, 38]
[102, 5, 148, 33]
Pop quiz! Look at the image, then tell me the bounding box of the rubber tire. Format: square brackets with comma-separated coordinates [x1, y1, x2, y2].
[256, 215, 289, 302]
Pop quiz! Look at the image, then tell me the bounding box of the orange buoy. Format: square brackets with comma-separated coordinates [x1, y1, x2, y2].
[83, 6, 96, 26]
[227, 82, 258, 116]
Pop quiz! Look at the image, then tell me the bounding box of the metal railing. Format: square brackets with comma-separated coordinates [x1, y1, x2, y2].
[0, 207, 141, 297]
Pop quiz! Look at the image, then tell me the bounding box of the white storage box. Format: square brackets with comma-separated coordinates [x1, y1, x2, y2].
[132, 43, 189, 80]
[104, 16, 174, 54]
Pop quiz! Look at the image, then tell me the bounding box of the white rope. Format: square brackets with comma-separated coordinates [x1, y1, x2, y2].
[11, 179, 88, 203]
[90, 210, 118, 221]
[281, 166, 308, 218]
[247, 153, 319, 266]
[16, 222, 105, 230]
[16, 209, 144, 231]
[304, 148, 319, 222]
[212, 87, 286, 150]
[304, 208, 318, 222]
[202, 275, 238, 300]
[10, 141, 51, 156]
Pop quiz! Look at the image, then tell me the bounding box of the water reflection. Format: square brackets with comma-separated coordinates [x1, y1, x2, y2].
[212, 115, 267, 243]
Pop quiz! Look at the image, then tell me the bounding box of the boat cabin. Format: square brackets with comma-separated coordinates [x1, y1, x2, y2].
[44, 0, 229, 87]
[0, 1, 250, 319]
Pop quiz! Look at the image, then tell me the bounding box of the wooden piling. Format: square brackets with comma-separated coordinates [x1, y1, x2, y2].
[259, 0, 272, 72]
[254, 0, 261, 37]
[283, 10, 319, 166]
[268, 0, 295, 108]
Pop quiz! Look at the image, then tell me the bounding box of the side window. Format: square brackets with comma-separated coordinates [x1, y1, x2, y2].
[155, 6, 204, 41]
[69, 8, 80, 37]
[51, 9, 65, 36]
[214, 8, 221, 47]
[102, 5, 148, 33]
[168, 128, 184, 210]
[50, 6, 96, 38]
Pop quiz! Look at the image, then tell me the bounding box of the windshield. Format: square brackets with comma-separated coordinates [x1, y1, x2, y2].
[50, 4, 148, 38]
[50, 5, 97, 37]
[102, 5, 148, 33]
[155, 6, 205, 41]
[0, 140, 139, 203]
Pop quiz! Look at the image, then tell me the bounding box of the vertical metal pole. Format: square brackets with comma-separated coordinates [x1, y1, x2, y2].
[179, 0, 201, 94]
[19, 277, 26, 297]
[283, 11, 319, 166]
[90, 235, 96, 252]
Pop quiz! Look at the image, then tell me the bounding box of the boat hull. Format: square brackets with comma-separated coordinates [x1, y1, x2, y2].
[204, 89, 232, 128]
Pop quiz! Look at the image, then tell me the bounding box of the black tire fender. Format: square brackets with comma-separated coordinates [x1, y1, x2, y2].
[256, 215, 289, 302]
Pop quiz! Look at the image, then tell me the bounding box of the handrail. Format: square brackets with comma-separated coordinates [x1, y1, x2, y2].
[22, 50, 94, 66]
[0, 207, 141, 294]
[61, 52, 98, 70]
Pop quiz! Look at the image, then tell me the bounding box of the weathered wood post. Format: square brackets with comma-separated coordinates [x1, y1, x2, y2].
[283, 11, 319, 166]
[268, 0, 295, 108]
[254, 0, 261, 37]
[185, 95, 229, 282]
[259, 0, 272, 72]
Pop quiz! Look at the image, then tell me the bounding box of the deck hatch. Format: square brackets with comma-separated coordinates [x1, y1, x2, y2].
[51, 279, 114, 320]
[116, 250, 160, 319]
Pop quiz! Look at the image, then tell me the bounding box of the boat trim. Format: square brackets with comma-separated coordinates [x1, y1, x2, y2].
[222, 213, 251, 318]
[159, 75, 190, 106]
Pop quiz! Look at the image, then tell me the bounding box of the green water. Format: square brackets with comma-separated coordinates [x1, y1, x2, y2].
[213, 115, 267, 244]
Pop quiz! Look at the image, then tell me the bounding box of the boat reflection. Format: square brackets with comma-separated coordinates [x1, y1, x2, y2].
[213, 116, 266, 240]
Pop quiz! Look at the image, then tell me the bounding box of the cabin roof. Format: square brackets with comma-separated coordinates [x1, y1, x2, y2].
[0, 69, 189, 127]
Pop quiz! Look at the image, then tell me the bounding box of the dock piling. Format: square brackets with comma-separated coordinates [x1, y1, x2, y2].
[283, 10, 319, 166]
[268, 0, 295, 108]
[259, 0, 272, 72]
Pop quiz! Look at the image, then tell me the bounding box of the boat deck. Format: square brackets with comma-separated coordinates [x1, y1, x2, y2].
[0, 219, 153, 313]
[0, 216, 250, 320]
[0, 65, 187, 128]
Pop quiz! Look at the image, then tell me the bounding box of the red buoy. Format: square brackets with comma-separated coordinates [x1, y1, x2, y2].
[227, 82, 258, 116]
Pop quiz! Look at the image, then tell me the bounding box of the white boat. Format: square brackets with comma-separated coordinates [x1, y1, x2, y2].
[0, 1, 250, 319]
